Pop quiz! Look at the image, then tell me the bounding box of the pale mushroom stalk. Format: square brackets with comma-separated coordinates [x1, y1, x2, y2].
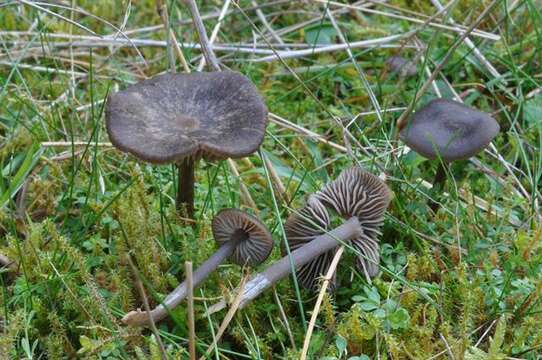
[123, 209, 273, 326]
[233, 217, 361, 309]
[122, 235, 241, 326]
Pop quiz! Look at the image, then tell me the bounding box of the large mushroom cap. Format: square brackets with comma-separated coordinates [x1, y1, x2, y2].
[399, 99, 500, 162]
[106, 71, 268, 164]
[212, 209, 273, 266]
[315, 166, 392, 279]
[284, 167, 391, 290]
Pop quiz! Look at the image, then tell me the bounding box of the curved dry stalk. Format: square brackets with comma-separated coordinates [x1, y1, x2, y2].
[183, 0, 220, 71]
[300, 246, 344, 360]
[185, 261, 196, 360]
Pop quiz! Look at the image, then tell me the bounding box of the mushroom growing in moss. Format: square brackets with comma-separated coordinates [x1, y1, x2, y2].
[122, 208, 273, 326]
[399, 98, 500, 211]
[106, 71, 268, 218]
[208, 166, 391, 312]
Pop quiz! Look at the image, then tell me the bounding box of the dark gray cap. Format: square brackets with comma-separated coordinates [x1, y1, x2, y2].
[106, 71, 268, 164]
[399, 99, 500, 162]
[212, 209, 273, 266]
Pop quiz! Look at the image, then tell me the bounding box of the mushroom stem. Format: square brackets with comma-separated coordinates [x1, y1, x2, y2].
[209, 217, 361, 313]
[429, 162, 448, 213]
[122, 239, 239, 326]
[433, 162, 448, 187]
[177, 158, 195, 219]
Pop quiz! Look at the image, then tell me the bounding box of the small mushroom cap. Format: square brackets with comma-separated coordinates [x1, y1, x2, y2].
[399, 99, 500, 162]
[106, 71, 268, 164]
[212, 209, 273, 266]
[284, 167, 392, 290]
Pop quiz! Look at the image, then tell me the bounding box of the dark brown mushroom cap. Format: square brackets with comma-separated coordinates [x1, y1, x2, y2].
[106, 71, 268, 164]
[313, 166, 392, 280]
[212, 209, 273, 266]
[399, 99, 500, 162]
[283, 195, 336, 291]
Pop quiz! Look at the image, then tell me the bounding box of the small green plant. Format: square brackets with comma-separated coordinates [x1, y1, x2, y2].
[352, 286, 411, 330]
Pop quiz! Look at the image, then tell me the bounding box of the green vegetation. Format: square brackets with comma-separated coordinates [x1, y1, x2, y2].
[1, 0, 541, 359]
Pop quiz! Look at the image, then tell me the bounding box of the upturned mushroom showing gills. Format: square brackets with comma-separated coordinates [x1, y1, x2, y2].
[399, 99, 499, 210]
[122, 209, 273, 326]
[106, 71, 268, 218]
[208, 166, 391, 313]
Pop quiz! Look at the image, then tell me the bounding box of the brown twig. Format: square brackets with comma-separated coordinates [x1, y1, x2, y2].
[183, 0, 220, 71]
[262, 154, 289, 203]
[227, 159, 258, 211]
[156, 0, 190, 72]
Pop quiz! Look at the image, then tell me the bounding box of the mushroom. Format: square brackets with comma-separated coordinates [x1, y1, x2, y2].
[385, 55, 417, 77]
[399, 98, 500, 210]
[207, 166, 391, 312]
[122, 208, 273, 326]
[106, 71, 268, 218]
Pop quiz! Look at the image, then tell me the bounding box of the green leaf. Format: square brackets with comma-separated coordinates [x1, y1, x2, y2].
[388, 308, 410, 330]
[374, 308, 386, 318]
[336, 335, 347, 355]
[0, 143, 43, 209]
[360, 301, 379, 311]
[488, 316, 507, 358]
[304, 23, 337, 45]
[524, 95, 542, 129]
[365, 286, 381, 303]
[78, 336, 96, 354]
